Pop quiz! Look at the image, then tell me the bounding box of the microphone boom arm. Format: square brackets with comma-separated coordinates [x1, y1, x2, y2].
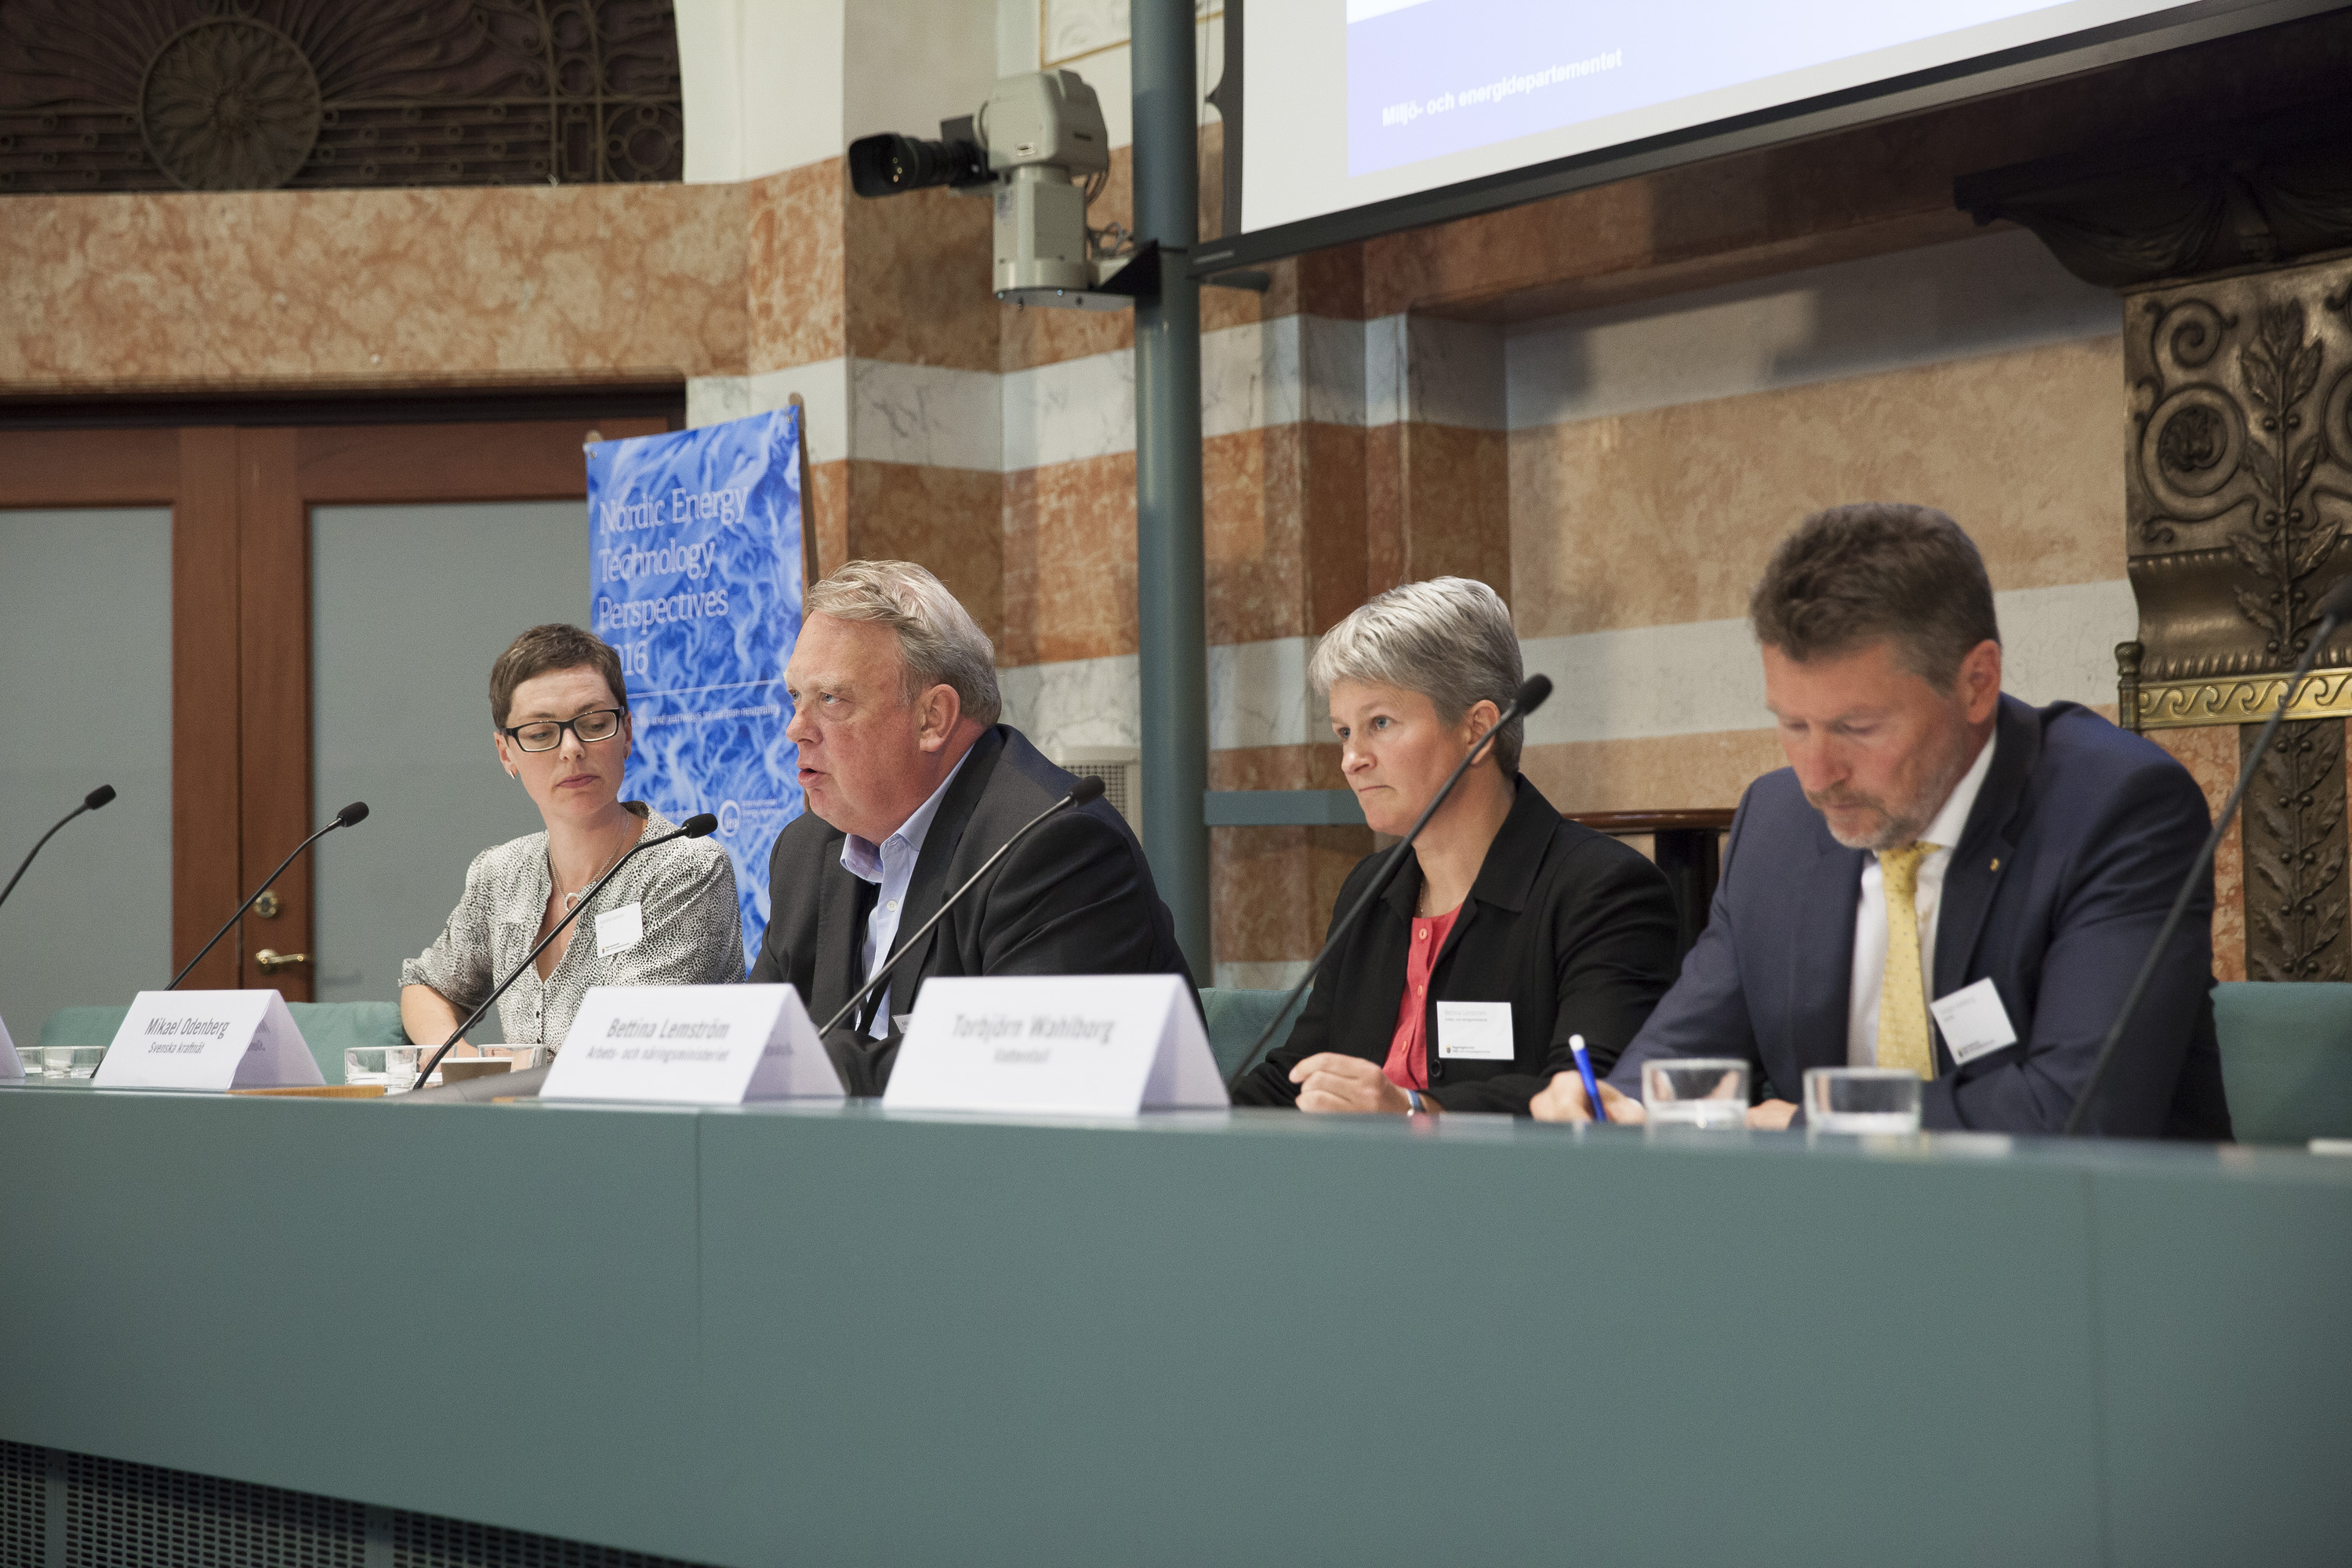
[0, 786, 113, 913]
[1224, 677, 1550, 1090]
[166, 805, 363, 991]
[2061, 604, 2348, 1134]
[816, 779, 1102, 1038]
[409, 816, 714, 1091]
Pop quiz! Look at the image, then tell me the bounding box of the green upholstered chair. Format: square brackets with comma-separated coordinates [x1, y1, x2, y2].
[285, 1000, 409, 1085]
[39, 999, 406, 1085]
[37, 1005, 129, 1051]
[2211, 981, 2352, 1145]
[1199, 986, 1306, 1083]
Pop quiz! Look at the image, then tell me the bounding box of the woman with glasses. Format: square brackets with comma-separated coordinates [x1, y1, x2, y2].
[399, 623, 743, 1061]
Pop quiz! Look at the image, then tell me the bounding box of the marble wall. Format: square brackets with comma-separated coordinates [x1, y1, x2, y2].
[8, 48, 2288, 983]
[2, 182, 749, 394]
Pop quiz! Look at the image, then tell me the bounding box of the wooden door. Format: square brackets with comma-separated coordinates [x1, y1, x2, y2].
[0, 414, 663, 1000]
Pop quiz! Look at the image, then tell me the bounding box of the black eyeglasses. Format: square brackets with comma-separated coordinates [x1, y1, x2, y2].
[502, 708, 625, 753]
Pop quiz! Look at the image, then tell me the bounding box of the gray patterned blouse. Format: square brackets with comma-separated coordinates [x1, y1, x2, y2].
[400, 804, 744, 1050]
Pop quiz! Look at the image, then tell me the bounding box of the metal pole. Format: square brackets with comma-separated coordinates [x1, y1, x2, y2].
[1131, 0, 1213, 978]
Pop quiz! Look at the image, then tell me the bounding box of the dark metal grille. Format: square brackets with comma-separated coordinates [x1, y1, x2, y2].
[60, 1449, 366, 1568]
[0, 1442, 41, 1568]
[0, 1443, 712, 1568]
[390, 1513, 697, 1568]
[0, 0, 682, 194]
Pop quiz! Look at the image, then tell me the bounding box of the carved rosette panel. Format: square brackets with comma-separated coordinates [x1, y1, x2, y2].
[2125, 259, 2352, 684]
[2241, 718, 2349, 982]
[0, 0, 681, 192]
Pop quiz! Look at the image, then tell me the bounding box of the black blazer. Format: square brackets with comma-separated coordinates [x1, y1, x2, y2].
[1613, 695, 2232, 1137]
[749, 724, 1193, 1094]
[1230, 775, 1680, 1115]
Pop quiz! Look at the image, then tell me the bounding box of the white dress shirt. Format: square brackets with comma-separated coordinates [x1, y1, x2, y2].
[840, 750, 971, 1038]
[1846, 732, 1996, 1068]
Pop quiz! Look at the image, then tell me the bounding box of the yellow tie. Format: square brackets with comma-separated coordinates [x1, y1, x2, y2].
[1877, 841, 1936, 1079]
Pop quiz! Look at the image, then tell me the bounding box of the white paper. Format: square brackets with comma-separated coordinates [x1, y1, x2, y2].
[539, 984, 844, 1103]
[1436, 1000, 1515, 1059]
[595, 901, 644, 958]
[884, 974, 1229, 1116]
[92, 991, 324, 1091]
[0, 1013, 21, 1080]
[1929, 977, 2020, 1066]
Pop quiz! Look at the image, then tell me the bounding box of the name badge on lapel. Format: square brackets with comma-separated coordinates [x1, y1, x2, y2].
[596, 902, 644, 958]
[1436, 1000, 1515, 1060]
[1929, 977, 2018, 1066]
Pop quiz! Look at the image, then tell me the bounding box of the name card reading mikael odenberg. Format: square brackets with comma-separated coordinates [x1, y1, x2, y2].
[539, 984, 843, 1104]
[883, 974, 1228, 1116]
[93, 990, 325, 1091]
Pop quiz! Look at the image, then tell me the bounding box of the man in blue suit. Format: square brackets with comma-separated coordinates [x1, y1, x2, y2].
[1533, 503, 2230, 1137]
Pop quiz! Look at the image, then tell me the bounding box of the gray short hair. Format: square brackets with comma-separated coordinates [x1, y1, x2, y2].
[1309, 576, 1524, 775]
[806, 560, 1002, 728]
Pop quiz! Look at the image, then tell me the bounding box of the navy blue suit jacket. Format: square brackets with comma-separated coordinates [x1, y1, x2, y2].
[1613, 695, 2232, 1138]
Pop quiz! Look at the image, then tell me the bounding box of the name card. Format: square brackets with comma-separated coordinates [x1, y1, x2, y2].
[1, 1013, 20, 1080]
[539, 984, 844, 1104]
[93, 990, 324, 1091]
[883, 974, 1229, 1116]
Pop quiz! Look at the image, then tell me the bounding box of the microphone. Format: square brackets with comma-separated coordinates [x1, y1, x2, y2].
[2063, 576, 2352, 1134]
[408, 812, 718, 1091]
[166, 801, 368, 991]
[816, 775, 1108, 1039]
[1225, 674, 1553, 1089]
[0, 785, 116, 912]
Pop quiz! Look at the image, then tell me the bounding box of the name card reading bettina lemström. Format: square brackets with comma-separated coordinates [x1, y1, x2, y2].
[883, 974, 1229, 1116]
[539, 984, 845, 1104]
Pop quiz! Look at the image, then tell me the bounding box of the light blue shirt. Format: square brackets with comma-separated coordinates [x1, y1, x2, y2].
[840, 750, 972, 1038]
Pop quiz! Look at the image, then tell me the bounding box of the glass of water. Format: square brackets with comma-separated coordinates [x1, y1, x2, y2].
[344, 1044, 423, 1094]
[1803, 1067, 1922, 1134]
[1642, 1058, 1749, 1128]
[40, 1045, 106, 1081]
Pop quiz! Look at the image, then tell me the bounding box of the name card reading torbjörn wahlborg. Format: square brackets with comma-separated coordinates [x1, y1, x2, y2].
[93, 991, 325, 1091]
[539, 984, 844, 1104]
[883, 974, 1228, 1116]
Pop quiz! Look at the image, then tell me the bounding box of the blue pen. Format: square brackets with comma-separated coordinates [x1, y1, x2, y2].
[1570, 1033, 1608, 1124]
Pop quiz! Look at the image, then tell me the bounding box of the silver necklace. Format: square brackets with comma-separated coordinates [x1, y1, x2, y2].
[558, 837, 631, 911]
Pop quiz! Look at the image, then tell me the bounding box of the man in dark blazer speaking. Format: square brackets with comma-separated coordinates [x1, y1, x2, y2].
[749, 560, 1191, 1095]
[1533, 504, 2231, 1138]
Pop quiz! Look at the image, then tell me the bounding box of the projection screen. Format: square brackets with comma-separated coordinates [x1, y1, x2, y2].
[1199, 0, 2341, 272]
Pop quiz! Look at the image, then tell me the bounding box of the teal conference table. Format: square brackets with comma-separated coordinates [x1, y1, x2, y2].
[2, 1084, 2347, 1568]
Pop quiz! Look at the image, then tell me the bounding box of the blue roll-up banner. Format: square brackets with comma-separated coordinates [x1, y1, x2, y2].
[585, 408, 804, 964]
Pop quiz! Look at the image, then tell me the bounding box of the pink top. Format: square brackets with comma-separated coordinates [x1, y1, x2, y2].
[1382, 904, 1461, 1091]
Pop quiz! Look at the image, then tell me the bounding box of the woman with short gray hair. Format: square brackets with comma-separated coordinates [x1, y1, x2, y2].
[1229, 577, 1680, 1116]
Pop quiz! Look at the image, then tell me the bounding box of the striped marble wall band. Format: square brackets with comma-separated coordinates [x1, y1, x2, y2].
[683, 230, 2122, 474]
[1503, 229, 2119, 430]
[691, 312, 1475, 470]
[999, 579, 2137, 758]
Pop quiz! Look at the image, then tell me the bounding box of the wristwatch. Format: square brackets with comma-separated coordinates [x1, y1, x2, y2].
[1404, 1089, 1425, 1115]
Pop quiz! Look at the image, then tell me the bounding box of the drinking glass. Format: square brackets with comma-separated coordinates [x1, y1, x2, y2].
[40, 1045, 107, 1081]
[1803, 1067, 1922, 1134]
[344, 1044, 422, 1094]
[1642, 1058, 1749, 1128]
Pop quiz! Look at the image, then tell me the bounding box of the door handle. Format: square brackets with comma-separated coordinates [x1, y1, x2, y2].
[255, 949, 310, 974]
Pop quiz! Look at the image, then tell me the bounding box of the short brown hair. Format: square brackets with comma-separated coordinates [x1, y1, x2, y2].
[1748, 504, 1999, 688]
[489, 623, 627, 728]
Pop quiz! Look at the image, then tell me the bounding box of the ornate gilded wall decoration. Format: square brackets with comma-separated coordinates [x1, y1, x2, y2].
[2242, 717, 2349, 982]
[0, 0, 681, 192]
[2120, 260, 2352, 694]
